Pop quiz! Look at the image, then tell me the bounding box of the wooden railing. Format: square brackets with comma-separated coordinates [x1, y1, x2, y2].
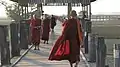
[79, 15, 120, 23]
[91, 15, 120, 23]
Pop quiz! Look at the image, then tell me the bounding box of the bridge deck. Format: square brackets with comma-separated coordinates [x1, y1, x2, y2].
[15, 21, 89, 67]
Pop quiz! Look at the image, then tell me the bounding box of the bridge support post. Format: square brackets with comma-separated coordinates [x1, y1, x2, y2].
[84, 32, 88, 53]
[84, 19, 92, 54]
[88, 33, 97, 62]
[10, 23, 20, 57]
[1, 26, 11, 66]
[96, 37, 106, 67]
[68, 3, 72, 18]
[20, 21, 28, 49]
[113, 44, 120, 67]
[37, 3, 42, 17]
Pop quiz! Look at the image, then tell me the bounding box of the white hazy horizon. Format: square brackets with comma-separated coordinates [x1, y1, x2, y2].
[0, 0, 120, 18]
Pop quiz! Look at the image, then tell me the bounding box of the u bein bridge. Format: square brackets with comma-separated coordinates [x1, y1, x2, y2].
[10, 0, 96, 20]
[1, 0, 120, 67]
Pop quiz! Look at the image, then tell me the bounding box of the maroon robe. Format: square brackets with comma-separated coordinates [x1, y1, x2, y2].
[29, 18, 41, 45]
[41, 18, 50, 41]
[48, 18, 83, 63]
[50, 16, 56, 29]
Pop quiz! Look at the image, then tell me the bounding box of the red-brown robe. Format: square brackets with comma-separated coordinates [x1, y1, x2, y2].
[29, 18, 41, 45]
[41, 18, 50, 41]
[50, 16, 56, 29]
[48, 18, 83, 63]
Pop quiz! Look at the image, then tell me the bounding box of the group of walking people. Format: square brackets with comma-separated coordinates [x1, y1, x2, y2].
[28, 14, 57, 50]
[29, 10, 84, 67]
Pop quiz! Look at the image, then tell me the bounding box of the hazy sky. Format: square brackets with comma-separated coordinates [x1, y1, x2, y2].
[0, 0, 120, 17]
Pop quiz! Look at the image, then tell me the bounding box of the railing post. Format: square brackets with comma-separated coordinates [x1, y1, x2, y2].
[88, 34, 97, 62]
[84, 31, 88, 53]
[96, 37, 106, 67]
[84, 19, 92, 54]
[10, 23, 20, 57]
[20, 20, 28, 49]
[1, 26, 11, 66]
[113, 44, 120, 67]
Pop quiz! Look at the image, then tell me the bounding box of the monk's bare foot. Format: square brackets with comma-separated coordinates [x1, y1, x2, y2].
[44, 41, 45, 44]
[37, 48, 40, 50]
[74, 61, 79, 67]
[74, 65, 77, 67]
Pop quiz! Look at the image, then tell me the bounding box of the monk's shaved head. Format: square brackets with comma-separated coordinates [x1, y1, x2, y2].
[70, 10, 77, 17]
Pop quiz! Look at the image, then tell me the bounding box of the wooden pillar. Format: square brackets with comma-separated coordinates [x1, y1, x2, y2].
[21, 6, 23, 16]
[40, 3, 43, 11]
[25, 6, 27, 19]
[10, 4, 21, 57]
[18, 4, 20, 16]
[86, 5, 88, 18]
[27, 5, 29, 19]
[88, 3, 91, 20]
[36, 4, 42, 18]
[68, 3, 72, 18]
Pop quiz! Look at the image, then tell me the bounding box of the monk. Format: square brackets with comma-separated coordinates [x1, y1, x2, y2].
[41, 14, 51, 44]
[48, 10, 83, 67]
[50, 15, 56, 31]
[30, 14, 42, 50]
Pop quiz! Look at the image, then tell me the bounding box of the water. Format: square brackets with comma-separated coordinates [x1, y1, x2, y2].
[105, 39, 120, 67]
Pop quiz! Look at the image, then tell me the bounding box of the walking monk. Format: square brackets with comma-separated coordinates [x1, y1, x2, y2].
[29, 14, 42, 50]
[41, 14, 51, 44]
[50, 15, 56, 31]
[48, 10, 83, 67]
